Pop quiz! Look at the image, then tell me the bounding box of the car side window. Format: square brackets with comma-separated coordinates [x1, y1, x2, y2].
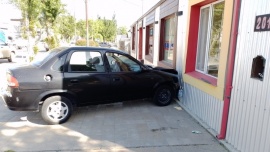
[52, 54, 66, 72]
[69, 51, 105, 72]
[105, 52, 141, 72]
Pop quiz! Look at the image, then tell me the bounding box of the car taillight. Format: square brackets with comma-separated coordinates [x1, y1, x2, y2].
[6, 73, 19, 88]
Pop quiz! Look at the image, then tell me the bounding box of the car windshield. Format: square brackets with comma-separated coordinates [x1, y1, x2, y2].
[31, 48, 65, 67]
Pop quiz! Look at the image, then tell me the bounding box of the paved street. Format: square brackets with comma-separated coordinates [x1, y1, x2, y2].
[0, 60, 228, 152]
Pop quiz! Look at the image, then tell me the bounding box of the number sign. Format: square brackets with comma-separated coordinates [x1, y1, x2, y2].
[254, 14, 270, 32]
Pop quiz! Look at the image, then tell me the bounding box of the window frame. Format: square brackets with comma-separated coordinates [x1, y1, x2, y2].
[145, 24, 154, 63]
[68, 50, 105, 73]
[159, 14, 177, 68]
[105, 52, 142, 73]
[132, 26, 136, 51]
[51, 54, 67, 72]
[183, 0, 233, 100]
[195, 1, 225, 78]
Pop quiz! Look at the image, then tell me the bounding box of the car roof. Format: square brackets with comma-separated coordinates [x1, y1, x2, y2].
[61, 46, 128, 55]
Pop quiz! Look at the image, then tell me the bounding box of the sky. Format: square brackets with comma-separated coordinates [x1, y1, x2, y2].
[0, 0, 159, 28]
[0, 0, 21, 22]
[62, 0, 160, 28]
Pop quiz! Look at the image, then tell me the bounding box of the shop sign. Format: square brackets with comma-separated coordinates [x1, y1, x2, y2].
[254, 14, 270, 32]
[164, 42, 174, 50]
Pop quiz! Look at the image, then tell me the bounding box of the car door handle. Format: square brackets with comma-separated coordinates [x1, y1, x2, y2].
[70, 79, 79, 83]
[112, 77, 120, 82]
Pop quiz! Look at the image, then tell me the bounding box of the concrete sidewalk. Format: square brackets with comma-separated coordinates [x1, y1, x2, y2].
[0, 97, 228, 152]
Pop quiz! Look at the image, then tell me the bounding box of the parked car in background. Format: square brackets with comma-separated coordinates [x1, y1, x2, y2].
[1, 47, 179, 124]
[0, 39, 16, 62]
[99, 42, 111, 48]
[15, 38, 28, 49]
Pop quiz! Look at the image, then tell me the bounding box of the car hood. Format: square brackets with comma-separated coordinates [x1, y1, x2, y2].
[152, 67, 178, 75]
[145, 65, 178, 75]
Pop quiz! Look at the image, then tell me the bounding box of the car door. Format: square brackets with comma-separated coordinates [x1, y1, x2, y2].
[105, 52, 158, 101]
[0, 40, 10, 58]
[43, 53, 67, 90]
[63, 49, 111, 105]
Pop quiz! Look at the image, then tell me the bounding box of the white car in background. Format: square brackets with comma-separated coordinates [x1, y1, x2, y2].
[0, 40, 16, 62]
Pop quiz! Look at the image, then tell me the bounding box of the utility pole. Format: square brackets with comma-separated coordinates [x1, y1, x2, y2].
[85, 0, 89, 46]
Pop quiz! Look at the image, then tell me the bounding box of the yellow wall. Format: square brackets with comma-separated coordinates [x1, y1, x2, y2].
[183, 0, 234, 100]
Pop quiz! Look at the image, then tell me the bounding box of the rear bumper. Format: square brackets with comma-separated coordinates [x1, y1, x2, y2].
[1, 89, 41, 111]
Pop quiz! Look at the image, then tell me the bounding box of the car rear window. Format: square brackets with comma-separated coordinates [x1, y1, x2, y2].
[31, 48, 65, 67]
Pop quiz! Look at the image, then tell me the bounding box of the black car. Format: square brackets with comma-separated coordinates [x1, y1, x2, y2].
[2, 47, 179, 124]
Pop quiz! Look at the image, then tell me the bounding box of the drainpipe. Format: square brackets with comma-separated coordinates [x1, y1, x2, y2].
[217, 0, 241, 139]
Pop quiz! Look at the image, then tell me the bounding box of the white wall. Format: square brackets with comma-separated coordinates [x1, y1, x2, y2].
[176, 0, 188, 74]
[226, 0, 270, 151]
[152, 6, 160, 66]
[177, 0, 223, 136]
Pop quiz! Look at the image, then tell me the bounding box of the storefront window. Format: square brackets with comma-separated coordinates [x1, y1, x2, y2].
[163, 16, 175, 64]
[149, 26, 154, 55]
[132, 26, 135, 50]
[196, 1, 225, 77]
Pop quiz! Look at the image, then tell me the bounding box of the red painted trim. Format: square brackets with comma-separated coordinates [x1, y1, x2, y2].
[138, 28, 143, 59]
[217, 0, 241, 139]
[185, 0, 222, 73]
[187, 71, 217, 86]
[185, 5, 200, 73]
[185, 0, 223, 87]
[145, 26, 150, 55]
[159, 19, 165, 61]
[132, 26, 135, 50]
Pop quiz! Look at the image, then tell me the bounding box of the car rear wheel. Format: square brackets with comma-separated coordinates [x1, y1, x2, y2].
[8, 52, 15, 62]
[153, 85, 173, 106]
[41, 96, 73, 125]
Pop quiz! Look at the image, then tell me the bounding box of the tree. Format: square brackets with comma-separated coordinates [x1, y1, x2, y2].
[9, 0, 42, 38]
[76, 20, 86, 38]
[98, 14, 117, 42]
[40, 0, 64, 36]
[57, 14, 76, 42]
[76, 19, 103, 41]
[92, 19, 104, 41]
[117, 26, 127, 35]
[209, 2, 224, 57]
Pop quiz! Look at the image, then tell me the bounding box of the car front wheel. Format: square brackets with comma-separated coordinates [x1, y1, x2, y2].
[41, 96, 73, 125]
[153, 85, 173, 106]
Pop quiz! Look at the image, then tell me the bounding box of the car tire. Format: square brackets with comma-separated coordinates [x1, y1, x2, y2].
[8, 52, 15, 62]
[41, 96, 73, 125]
[153, 85, 173, 106]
